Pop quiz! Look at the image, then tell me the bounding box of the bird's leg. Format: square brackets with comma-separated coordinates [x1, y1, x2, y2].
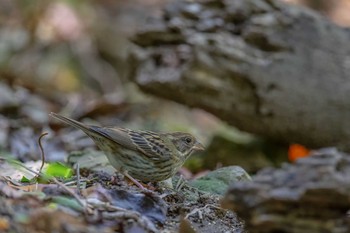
[123, 171, 146, 190]
[175, 175, 186, 191]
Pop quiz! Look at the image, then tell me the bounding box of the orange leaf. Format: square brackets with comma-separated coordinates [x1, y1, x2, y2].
[288, 144, 310, 162]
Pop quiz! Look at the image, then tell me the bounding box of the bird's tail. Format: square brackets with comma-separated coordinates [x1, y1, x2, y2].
[49, 112, 91, 133]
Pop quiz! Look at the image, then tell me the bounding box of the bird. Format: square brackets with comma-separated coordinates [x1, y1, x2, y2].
[49, 112, 204, 189]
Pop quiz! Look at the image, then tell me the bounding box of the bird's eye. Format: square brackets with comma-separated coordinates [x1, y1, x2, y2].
[185, 137, 192, 144]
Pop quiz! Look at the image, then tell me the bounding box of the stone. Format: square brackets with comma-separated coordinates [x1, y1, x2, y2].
[221, 148, 350, 233]
[189, 166, 251, 195]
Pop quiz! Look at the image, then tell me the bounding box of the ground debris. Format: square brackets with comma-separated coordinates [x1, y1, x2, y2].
[0, 164, 243, 233]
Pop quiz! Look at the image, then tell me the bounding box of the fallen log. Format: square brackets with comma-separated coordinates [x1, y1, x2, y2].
[130, 0, 350, 150]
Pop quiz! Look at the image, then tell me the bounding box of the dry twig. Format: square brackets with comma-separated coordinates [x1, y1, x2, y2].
[38, 132, 48, 175]
[185, 204, 224, 220]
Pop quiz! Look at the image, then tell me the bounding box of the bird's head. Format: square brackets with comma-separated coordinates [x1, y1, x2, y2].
[166, 132, 205, 158]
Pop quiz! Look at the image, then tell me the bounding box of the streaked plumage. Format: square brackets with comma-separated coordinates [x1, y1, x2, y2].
[50, 112, 204, 185]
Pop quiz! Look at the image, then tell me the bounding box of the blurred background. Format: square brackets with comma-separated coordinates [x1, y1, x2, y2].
[1, 0, 349, 178]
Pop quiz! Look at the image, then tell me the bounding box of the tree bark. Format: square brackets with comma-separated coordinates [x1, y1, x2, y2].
[130, 0, 350, 150]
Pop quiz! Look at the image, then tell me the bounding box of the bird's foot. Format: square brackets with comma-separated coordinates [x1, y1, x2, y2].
[123, 171, 147, 190]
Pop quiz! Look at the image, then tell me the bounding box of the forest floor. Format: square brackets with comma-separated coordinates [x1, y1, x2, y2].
[0, 158, 244, 233]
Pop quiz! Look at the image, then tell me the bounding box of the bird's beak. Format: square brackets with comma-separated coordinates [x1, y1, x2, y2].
[193, 141, 205, 151]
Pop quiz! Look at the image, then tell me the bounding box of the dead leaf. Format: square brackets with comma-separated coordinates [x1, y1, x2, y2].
[179, 218, 197, 233]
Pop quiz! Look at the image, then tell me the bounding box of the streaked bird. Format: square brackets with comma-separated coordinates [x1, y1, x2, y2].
[50, 112, 204, 189]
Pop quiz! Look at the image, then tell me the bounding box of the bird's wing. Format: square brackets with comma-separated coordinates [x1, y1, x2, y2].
[89, 126, 171, 161]
[130, 130, 172, 160]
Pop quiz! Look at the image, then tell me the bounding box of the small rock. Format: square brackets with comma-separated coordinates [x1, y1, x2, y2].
[189, 166, 251, 195]
[67, 149, 115, 175]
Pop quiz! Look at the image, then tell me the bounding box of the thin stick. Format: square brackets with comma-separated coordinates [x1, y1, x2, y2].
[38, 132, 48, 174]
[76, 163, 81, 195]
[64, 178, 90, 186]
[185, 204, 223, 219]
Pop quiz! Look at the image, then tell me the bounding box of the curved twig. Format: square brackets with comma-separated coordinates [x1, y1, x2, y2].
[38, 132, 49, 174]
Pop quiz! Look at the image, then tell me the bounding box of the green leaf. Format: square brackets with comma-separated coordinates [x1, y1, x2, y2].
[44, 162, 73, 179]
[51, 196, 84, 212]
[20, 176, 32, 183]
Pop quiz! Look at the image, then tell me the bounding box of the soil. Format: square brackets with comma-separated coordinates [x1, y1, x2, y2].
[95, 171, 246, 233]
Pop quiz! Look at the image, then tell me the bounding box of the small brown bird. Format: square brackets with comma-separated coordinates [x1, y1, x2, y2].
[50, 112, 204, 189]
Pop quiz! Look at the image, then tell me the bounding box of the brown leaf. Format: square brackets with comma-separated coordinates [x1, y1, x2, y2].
[179, 218, 197, 233]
